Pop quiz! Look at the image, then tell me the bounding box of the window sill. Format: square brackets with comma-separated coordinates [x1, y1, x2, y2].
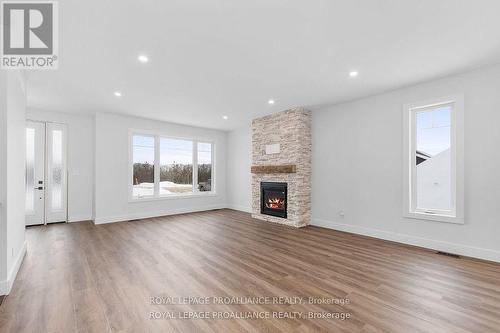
[129, 192, 217, 203]
[404, 211, 464, 224]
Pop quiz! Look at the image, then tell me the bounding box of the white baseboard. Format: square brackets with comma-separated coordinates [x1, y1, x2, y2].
[93, 204, 227, 225]
[226, 204, 252, 213]
[312, 218, 500, 263]
[0, 241, 27, 295]
[68, 214, 93, 223]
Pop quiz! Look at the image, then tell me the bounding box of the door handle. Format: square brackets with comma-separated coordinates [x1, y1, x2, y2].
[35, 187, 44, 190]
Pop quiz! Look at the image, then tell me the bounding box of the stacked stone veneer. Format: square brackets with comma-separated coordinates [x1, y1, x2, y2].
[251, 108, 311, 227]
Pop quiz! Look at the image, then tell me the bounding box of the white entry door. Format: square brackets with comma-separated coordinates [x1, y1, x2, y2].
[25, 121, 68, 226]
[45, 123, 68, 223]
[26, 121, 46, 226]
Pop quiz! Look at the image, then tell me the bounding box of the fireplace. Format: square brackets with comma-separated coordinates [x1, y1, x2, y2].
[251, 109, 311, 227]
[261, 182, 287, 218]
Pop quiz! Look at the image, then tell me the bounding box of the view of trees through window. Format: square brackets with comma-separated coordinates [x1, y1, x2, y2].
[132, 135, 213, 197]
[132, 135, 155, 197]
[160, 138, 193, 194]
[197, 142, 212, 192]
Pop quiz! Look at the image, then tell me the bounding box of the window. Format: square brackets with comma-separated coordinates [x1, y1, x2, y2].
[131, 133, 215, 199]
[51, 130, 64, 210]
[160, 138, 193, 195]
[26, 128, 35, 213]
[132, 135, 156, 197]
[403, 96, 464, 223]
[197, 142, 212, 192]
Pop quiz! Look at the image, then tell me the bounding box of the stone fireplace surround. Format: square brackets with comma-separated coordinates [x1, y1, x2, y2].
[251, 108, 311, 227]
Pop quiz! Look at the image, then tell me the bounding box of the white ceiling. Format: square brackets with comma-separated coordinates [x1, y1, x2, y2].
[27, 0, 500, 131]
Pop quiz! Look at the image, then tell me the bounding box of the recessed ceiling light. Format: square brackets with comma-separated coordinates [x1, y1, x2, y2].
[268, 99, 275, 105]
[222, 115, 228, 120]
[114, 91, 122, 97]
[349, 71, 359, 77]
[138, 55, 149, 63]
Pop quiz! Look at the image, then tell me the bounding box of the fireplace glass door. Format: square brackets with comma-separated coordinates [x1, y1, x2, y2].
[261, 182, 287, 218]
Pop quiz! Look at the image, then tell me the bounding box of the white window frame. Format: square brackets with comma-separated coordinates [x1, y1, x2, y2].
[129, 130, 216, 202]
[402, 95, 464, 224]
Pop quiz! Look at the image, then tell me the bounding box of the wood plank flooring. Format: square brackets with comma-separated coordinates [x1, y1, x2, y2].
[1, 209, 499, 332]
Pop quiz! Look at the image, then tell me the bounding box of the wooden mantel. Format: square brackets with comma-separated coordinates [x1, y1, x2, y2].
[251, 165, 296, 174]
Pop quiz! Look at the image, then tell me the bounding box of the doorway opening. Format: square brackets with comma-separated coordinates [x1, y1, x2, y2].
[25, 120, 68, 226]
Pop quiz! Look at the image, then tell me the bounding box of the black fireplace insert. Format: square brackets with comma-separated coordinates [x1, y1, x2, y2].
[260, 182, 287, 218]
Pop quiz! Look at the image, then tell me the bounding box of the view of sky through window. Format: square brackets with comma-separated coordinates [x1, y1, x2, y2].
[415, 104, 452, 211]
[160, 138, 193, 165]
[197, 142, 212, 165]
[132, 135, 155, 164]
[416, 105, 451, 156]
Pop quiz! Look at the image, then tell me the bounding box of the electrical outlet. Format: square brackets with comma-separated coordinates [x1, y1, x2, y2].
[339, 211, 345, 217]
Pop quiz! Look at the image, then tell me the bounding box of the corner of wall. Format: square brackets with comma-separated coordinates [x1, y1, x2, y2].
[0, 71, 7, 285]
[0, 241, 26, 295]
[0, 71, 27, 294]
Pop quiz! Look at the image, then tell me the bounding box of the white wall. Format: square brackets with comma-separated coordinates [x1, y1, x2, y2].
[0, 71, 27, 295]
[0, 72, 7, 289]
[225, 63, 500, 262]
[312, 63, 500, 262]
[26, 109, 94, 222]
[94, 113, 228, 223]
[227, 125, 252, 212]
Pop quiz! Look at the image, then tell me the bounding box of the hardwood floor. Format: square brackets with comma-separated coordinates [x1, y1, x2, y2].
[1, 209, 500, 332]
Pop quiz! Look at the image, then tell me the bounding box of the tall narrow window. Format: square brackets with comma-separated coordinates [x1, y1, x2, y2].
[403, 96, 464, 223]
[132, 135, 155, 198]
[415, 105, 452, 212]
[26, 128, 35, 213]
[51, 130, 63, 210]
[160, 138, 193, 194]
[197, 142, 212, 192]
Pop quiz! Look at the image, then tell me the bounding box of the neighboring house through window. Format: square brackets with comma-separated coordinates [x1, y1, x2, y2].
[403, 95, 464, 223]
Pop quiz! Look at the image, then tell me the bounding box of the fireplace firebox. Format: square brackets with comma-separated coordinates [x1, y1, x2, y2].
[260, 182, 287, 218]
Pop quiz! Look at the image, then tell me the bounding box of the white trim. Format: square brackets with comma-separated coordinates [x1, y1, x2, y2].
[0, 241, 27, 296]
[227, 204, 252, 213]
[93, 204, 226, 225]
[68, 214, 93, 222]
[311, 218, 500, 263]
[154, 135, 160, 196]
[402, 94, 464, 224]
[192, 140, 198, 193]
[128, 192, 217, 203]
[128, 128, 216, 144]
